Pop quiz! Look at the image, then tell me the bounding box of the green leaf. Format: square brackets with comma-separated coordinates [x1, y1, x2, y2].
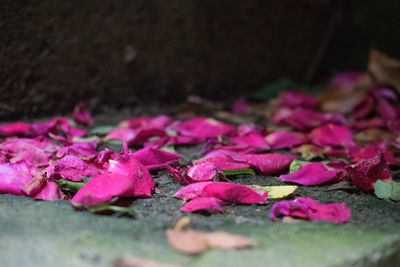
[223, 168, 255, 176]
[55, 179, 87, 195]
[90, 125, 115, 136]
[161, 145, 177, 154]
[374, 180, 392, 199]
[87, 205, 136, 217]
[250, 78, 295, 101]
[289, 160, 301, 174]
[390, 182, 400, 202]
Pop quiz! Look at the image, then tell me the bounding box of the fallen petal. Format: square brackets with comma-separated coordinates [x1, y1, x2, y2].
[279, 163, 337, 186]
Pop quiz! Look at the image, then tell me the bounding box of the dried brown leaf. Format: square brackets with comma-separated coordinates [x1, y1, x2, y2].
[166, 229, 257, 254]
[166, 229, 209, 254]
[204, 231, 257, 250]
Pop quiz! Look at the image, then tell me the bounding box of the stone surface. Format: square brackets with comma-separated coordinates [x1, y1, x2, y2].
[1, 170, 399, 267]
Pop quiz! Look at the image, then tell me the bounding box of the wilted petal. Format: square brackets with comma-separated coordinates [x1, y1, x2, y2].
[196, 156, 251, 171]
[310, 124, 354, 148]
[73, 103, 94, 126]
[34, 181, 61, 200]
[0, 137, 58, 167]
[280, 91, 317, 109]
[185, 163, 225, 183]
[181, 197, 223, 213]
[0, 162, 35, 195]
[132, 146, 181, 170]
[346, 154, 392, 191]
[266, 131, 308, 149]
[72, 154, 154, 206]
[232, 154, 295, 175]
[232, 99, 251, 115]
[0, 122, 30, 137]
[54, 155, 102, 182]
[271, 197, 351, 224]
[279, 163, 337, 186]
[272, 107, 347, 132]
[231, 133, 270, 150]
[174, 118, 234, 139]
[119, 115, 172, 130]
[57, 142, 98, 159]
[174, 182, 267, 205]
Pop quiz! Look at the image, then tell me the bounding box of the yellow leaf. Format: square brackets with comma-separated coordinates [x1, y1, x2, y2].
[248, 185, 298, 199]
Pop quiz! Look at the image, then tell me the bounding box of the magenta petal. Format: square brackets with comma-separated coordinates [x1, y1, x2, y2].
[271, 197, 351, 224]
[272, 107, 347, 131]
[71, 173, 136, 206]
[0, 137, 58, 167]
[266, 131, 308, 149]
[174, 182, 213, 201]
[106, 129, 137, 143]
[34, 181, 61, 200]
[174, 118, 234, 139]
[279, 163, 337, 186]
[310, 124, 354, 148]
[0, 122, 30, 137]
[119, 115, 172, 130]
[233, 154, 295, 175]
[73, 103, 94, 126]
[186, 163, 225, 183]
[54, 155, 102, 182]
[132, 146, 181, 170]
[202, 182, 267, 205]
[346, 154, 392, 191]
[181, 197, 224, 213]
[72, 154, 154, 206]
[174, 182, 267, 205]
[280, 91, 317, 109]
[197, 157, 251, 171]
[0, 162, 35, 195]
[329, 71, 364, 89]
[232, 100, 251, 115]
[57, 142, 98, 158]
[231, 133, 270, 150]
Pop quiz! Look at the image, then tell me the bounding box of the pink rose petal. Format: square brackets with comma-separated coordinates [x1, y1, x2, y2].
[310, 124, 354, 148]
[329, 72, 365, 89]
[346, 154, 392, 191]
[271, 197, 351, 224]
[232, 154, 295, 175]
[196, 157, 251, 171]
[132, 146, 181, 170]
[181, 197, 224, 213]
[34, 181, 61, 200]
[57, 142, 98, 159]
[280, 91, 317, 109]
[54, 155, 103, 182]
[279, 162, 337, 186]
[266, 131, 308, 150]
[174, 182, 267, 205]
[73, 103, 94, 126]
[231, 133, 270, 151]
[232, 100, 251, 115]
[0, 122, 30, 137]
[174, 118, 234, 139]
[106, 128, 167, 146]
[119, 115, 172, 130]
[272, 107, 347, 132]
[0, 137, 58, 167]
[186, 163, 225, 182]
[0, 162, 35, 195]
[72, 153, 154, 206]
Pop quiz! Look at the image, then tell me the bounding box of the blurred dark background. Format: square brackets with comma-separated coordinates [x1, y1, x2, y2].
[0, 0, 398, 120]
